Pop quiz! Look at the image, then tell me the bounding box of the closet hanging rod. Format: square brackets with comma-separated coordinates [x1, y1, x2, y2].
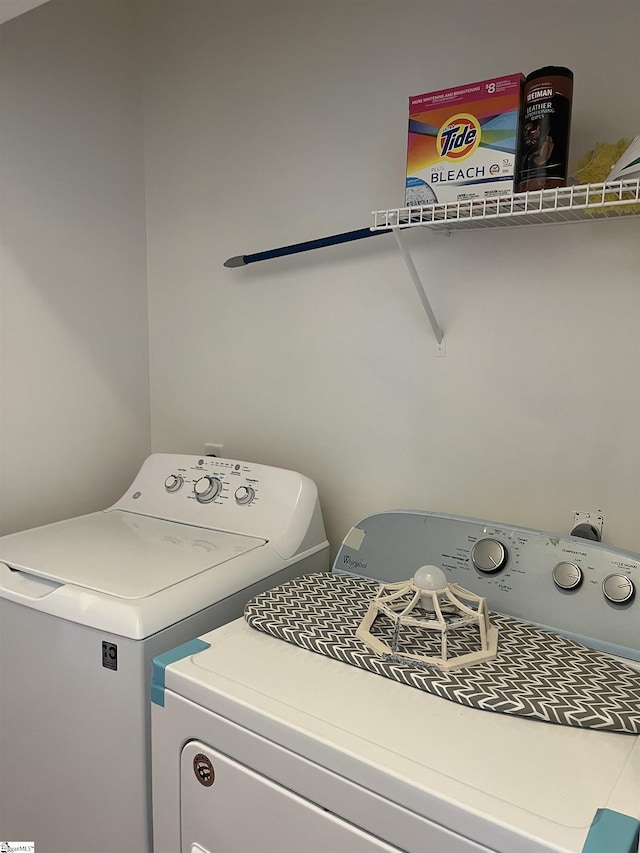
[223, 220, 444, 346]
[223, 226, 391, 268]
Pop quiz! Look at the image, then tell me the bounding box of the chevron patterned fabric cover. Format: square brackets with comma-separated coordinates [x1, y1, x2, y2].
[244, 573, 640, 734]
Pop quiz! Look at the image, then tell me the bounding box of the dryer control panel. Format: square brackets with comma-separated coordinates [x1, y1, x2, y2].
[334, 510, 639, 660]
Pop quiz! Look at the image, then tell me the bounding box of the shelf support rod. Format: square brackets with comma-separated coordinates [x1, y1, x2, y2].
[391, 227, 444, 346]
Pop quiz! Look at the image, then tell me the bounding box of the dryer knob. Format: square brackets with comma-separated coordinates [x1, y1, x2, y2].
[553, 562, 583, 590]
[194, 476, 221, 503]
[602, 574, 635, 604]
[471, 538, 508, 573]
[164, 474, 183, 493]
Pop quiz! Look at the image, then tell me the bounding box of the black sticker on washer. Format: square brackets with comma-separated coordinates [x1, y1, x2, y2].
[102, 641, 118, 671]
[193, 753, 215, 787]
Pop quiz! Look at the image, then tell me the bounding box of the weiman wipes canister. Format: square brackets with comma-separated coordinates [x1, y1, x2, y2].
[516, 66, 573, 192]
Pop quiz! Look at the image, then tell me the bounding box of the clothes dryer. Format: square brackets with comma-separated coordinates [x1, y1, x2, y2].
[0, 453, 328, 853]
[151, 511, 639, 853]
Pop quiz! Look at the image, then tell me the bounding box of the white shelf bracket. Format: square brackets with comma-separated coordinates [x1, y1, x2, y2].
[392, 227, 445, 354]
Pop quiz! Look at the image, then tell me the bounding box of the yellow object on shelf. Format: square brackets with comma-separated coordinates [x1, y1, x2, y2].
[573, 138, 640, 215]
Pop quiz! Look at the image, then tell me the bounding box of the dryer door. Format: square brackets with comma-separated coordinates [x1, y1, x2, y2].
[180, 740, 400, 853]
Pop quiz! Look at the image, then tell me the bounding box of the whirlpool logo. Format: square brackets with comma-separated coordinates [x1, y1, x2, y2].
[343, 555, 368, 571]
[437, 113, 481, 160]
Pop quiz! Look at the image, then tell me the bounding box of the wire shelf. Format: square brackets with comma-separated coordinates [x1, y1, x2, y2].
[372, 178, 640, 233]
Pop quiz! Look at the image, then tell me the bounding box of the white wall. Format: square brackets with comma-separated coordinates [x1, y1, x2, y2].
[0, 0, 151, 534]
[2, 0, 638, 556]
[143, 0, 640, 555]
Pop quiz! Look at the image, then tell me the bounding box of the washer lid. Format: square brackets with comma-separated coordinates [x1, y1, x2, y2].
[0, 510, 265, 600]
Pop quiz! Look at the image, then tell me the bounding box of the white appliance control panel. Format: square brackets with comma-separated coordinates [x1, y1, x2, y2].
[334, 511, 639, 660]
[110, 454, 318, 554]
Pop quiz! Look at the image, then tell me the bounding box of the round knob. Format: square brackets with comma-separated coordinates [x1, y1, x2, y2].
[471, 538, 508, 573]
[602, 574, 635, 604]
[235, 485, 255, 505]
[194, 476, 221, 503]
[553, 562, 582, 590]
[164, 474, 183, 493]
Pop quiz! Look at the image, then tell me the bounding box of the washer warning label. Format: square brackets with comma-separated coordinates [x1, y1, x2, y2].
[102, 641, 118, 671]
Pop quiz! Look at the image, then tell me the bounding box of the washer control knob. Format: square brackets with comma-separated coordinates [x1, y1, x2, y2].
[194, 476, 221, 503]
[235, 485, 255, 506]
[164, 474, 183, 493]
[602, 574, 635, 604]
[553, 562, 582, 590]
[471, 538, 508, 573]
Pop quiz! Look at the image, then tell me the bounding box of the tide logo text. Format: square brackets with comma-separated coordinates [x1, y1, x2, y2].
[437, 113, 481, 160]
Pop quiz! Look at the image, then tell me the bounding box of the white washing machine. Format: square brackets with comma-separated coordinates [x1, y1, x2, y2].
[0, 453, 328, 853]
[151, 511, 640, 853]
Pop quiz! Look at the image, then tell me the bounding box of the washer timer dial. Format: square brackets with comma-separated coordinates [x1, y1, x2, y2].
[471, 538, 508, 573]
[194, 476, 222, 503]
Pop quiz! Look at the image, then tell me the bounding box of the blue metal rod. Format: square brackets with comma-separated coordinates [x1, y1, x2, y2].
[224, 226, 391, 268]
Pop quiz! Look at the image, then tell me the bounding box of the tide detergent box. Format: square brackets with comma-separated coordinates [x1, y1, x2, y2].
[406, 73, 524, 206]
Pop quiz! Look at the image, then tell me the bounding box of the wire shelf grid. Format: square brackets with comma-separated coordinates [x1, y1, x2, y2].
[372, 178, 640, 233]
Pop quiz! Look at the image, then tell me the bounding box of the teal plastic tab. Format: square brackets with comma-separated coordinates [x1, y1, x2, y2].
[151, 638, 210, 708]
[582, 808, 640, 853]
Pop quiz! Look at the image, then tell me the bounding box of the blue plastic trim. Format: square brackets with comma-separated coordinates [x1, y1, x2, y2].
[151, 638, 210, 708]
[582, 808, 640, 853]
